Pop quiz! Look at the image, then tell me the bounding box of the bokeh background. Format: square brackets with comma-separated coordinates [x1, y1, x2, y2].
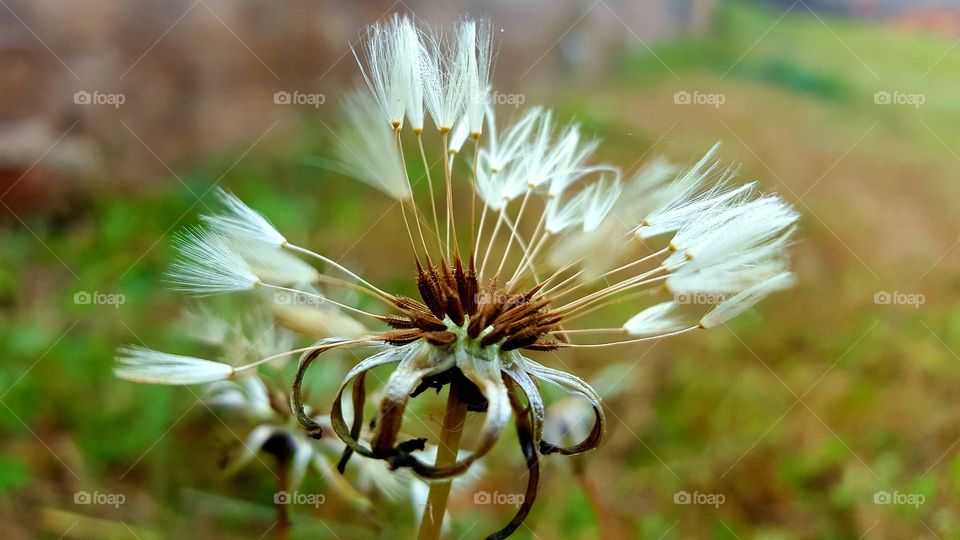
[3, 0, 960, 538]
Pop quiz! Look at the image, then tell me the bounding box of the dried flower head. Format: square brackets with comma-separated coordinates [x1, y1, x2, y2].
[116, 14, 798, 539]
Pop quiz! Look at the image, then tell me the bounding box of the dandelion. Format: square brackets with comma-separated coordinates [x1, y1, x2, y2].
[117, 15, 798, 540]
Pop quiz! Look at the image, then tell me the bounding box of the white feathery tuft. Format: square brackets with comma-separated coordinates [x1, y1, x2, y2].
[544, 125, 601, 198]
[607, 157, 678, 224]
[667, 257, 790, 296]
[421, 25, 467, 131]
[401, 18, 426, 132]
[484, 106, 542, 173]
[667, 225, 795, 294]
[114, 346, 234, 385]
[460, 19, 493, 136]
[354, 14, 416, 129]
[700, 271, 796, 328]
[623, 301, 689, 336]
[625, 156, 679, 198]
[474, 153, 507, 211]
[510, 110, 554, 190]
[232, 240, 320, 286]
[635, 143, 722, 234]
[448, 116, 471, 156]
[167, 227, 259, 295]
[545, 187, 591, 234]
[202, 189, 286, 246]
[582, 176, 622, 232]
[180, 306, 231, 346]
[665, 195, 798, 270]
[636, 176, 753, 240]
[207, 375, 273, 419]
[496, 113, 607, 202]
[335, 91, 410, 200]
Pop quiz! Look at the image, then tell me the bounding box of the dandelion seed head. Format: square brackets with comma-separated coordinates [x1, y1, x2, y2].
[120, 15, 799, 539]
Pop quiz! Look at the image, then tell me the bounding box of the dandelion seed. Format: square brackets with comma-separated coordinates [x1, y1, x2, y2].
[207, 375, 273, 419]
[179, 305, 231, 346]
[665, 194, 799, 268]
[543, 125, 602, 198]
[202, 188, 286, 246]
[545, 187, 591, 233]
[700, 271, 796, 328]
[114, 346, 234, 385]
[167, 227, 259, 295]
[421, 24, 467, 131]
[636, 142, 723, 235]
[447, 116, 471, 157]
[334, 91, 410, 200]
[636, 178, 753, 240]
[624, 301, 689, 336]
[581, 176, 622, 232]
[509, 109, 554, 190]
[460, 19, 493, 136]
[401, 18, 426, 132]
[233, 239, 320, 286]
[484, 105, 542, 173]
[667, 231, 794, 294]
[474, 153, 507, 211]
[354, 14, 417, 129]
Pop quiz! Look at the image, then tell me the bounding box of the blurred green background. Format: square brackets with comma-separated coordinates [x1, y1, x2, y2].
[3, 1, 960, 538]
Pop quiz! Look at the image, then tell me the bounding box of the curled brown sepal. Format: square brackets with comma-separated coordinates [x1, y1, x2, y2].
[501, 361, 545, 447]
[389, 352, 512, 479]
[516, 354, 606, 456]
[336, 369, 367, 474]
[329, 343, 445, 461]
[369, 346, 455, 455]
[485, 373, 541, 540]
[290, 338, 373, 440]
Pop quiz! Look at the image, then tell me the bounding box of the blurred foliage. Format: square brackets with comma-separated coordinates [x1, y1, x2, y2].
[3, 1, 960, 538]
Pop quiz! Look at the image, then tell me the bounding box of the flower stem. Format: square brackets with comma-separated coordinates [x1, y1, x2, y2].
[417, 382, 469, 540]
[275, 453, 292, 540]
